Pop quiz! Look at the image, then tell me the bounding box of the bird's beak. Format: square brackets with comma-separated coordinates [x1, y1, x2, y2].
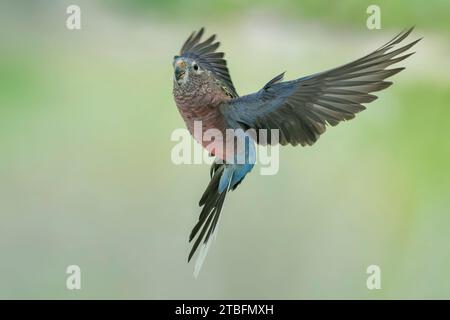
[174, 60, 186, 82]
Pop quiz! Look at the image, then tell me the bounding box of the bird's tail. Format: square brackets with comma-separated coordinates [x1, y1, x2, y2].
[188, 162, 253, 277]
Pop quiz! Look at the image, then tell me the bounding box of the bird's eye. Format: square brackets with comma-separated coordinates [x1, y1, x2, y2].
[193, 64, 199, 71]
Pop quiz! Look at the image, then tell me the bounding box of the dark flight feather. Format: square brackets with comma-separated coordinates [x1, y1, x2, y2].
[221, 27, 421, 146]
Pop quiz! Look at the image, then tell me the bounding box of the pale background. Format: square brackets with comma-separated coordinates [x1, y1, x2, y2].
[0, 0, 449, 299]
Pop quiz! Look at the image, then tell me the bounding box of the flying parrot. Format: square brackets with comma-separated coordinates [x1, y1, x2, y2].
[172, 27, 420, 276]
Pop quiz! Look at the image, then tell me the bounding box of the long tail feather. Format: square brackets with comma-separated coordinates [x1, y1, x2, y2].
[188, 163, 236, 277]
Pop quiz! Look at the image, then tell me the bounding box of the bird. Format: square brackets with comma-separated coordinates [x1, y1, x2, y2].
[172, 27, 420, 276]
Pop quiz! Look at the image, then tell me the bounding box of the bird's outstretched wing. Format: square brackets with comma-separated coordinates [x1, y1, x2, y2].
[220, 28, 421, 146]
[179, 28, 238, 98]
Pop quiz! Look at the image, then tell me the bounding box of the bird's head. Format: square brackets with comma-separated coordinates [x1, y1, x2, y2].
[173, 56, 206, 86]
[172, 28, 238, 99]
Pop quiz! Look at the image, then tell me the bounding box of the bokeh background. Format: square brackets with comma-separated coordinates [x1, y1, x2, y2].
[0, 0, 449, 299]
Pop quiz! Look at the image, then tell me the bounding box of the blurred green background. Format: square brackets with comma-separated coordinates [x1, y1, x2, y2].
[0, 0, 449, 299]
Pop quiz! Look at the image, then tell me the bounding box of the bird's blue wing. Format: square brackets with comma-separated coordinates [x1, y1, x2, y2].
[220, 28, 420, 146]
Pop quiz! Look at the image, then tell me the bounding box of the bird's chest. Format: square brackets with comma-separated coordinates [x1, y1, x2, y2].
[174, 85, 228, 133]
[173, 84, 233, 159]
[176, 101, 225, 135]
[174, 99, 228, 158]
